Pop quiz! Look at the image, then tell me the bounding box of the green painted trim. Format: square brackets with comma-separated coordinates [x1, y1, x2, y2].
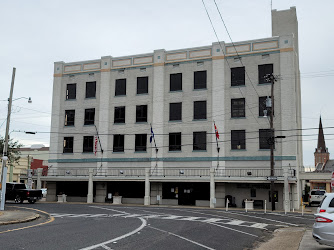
[49, 155, 296, 163]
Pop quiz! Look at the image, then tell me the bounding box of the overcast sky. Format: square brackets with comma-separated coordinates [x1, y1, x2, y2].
[1, 0, 333, 168]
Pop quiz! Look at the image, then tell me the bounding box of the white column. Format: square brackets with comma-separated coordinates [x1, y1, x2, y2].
[144, 168, 150, 205]
[37, 168, 43, 190]
[284, 168, 290, 213]
[87, 168, 94, 203]
[210, 168, 215, 208]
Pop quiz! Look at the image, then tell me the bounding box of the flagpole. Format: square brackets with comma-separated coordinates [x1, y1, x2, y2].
[214, 121, 220, 169]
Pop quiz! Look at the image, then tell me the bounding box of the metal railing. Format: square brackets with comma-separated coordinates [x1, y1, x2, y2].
[21, 167, 295, 178]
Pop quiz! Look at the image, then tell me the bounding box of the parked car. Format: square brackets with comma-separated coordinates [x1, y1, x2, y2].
[5, 182, 43, 204]
[309, 189, 326, 206]
[313, 212, 334, 247]
[317, 193, 334, 213]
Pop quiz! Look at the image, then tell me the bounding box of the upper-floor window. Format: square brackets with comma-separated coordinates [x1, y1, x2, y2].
[169, 132, 181, 151]
[83, 136, 94, 152]
[194, 70, 207, 89]
[231, 98, 245, 118]
[137, 76, 148, 94]
[84, 108, 95, 125]
[63, 137, 74, 153]
[259, 129, 274, 149]
[136, 105, 147, 122]
[113, 134, 124, 152]
[259, 96, 272, 117]
[193, 131, 206, 151]
[115, 79, 126, 96]
[258, 64, 273, 84]
[86, 81, 96, 98]
[64, 110, 75, 126]
[66, 84, 76, 100]
[135, 134, 147, 152]
[231, 130, 246, 149]
[114, 106, 125, 123]
[194, 101, 207, 120]
[170, 73, 182, 91]
[169, 102, 182, 121]
[231, 67, 245, 86]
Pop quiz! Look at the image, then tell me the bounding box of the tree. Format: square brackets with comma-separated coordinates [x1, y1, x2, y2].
[0, 137, 23, 166]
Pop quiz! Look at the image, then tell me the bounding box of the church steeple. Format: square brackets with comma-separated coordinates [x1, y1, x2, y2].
[314, 116, 330, 167]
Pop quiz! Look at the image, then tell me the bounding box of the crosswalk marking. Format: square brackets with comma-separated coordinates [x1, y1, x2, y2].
[50, 213, 271, 230]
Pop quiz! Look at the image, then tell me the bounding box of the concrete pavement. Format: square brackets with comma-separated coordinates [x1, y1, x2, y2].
[0, 207, 39, 225]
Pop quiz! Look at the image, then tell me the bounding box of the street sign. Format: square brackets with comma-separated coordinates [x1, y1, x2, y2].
[267, 176, 278, 181]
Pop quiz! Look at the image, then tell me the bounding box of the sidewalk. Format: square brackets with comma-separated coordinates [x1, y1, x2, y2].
[0, 207, 40, 225]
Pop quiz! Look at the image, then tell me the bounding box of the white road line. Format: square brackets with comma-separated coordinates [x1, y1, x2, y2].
[161, 215, 184, 220]
[100, 245, 112, 250]
[226, 220, 244, 225]
[179, 216, 202, 221]
[80, 217, 147, 250]
[250, 223, 268, 229]
[207, 222, 259, 238]
[69, 214, 92, 218]
[201, 218, 224, 223]
[89, 206, 129, 215]
[148, 226, 215, 250]
[222, 211, 300, 226]
[50, 213, 75, 217]
[267, 212, 314, 220]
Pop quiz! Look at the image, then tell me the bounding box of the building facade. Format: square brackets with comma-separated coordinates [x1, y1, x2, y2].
[46, 7, 302, 210]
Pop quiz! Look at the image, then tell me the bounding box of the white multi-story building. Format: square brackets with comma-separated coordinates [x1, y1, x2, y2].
[46, 7, 302, 210]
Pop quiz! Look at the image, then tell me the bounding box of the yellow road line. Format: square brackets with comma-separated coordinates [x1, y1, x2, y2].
[0, 206, 55, 234]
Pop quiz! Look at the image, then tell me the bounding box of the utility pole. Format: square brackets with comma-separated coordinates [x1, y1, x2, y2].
[0, 67, 16, 211]
[265, 73, 278, 211]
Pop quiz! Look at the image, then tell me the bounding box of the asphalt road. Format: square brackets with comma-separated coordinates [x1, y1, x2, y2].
[0, 203, 316, 250]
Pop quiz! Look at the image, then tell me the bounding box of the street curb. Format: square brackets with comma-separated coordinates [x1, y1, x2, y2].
[0, 214, 40, 225]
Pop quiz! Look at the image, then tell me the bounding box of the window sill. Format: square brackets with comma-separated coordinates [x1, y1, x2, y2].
[169, 150, 182, 153]
[258, 83, 271, 86]
[193, 88, 207, 91]
[231, 85, 246, 88]
[258, 149, 276, 151]
[82, 152, 94, 154]
[136, 122, 148, 124]
[231, 149, 247, 151]
[114, 122, 125, 125]
[169, 90, 183, 93]
[83, 124, 95, 126]
[112, 151, 125, 154]
[134, 151, 147, 153]
[64, 125, 75, 127]
[85, 97, 96, 100]
[193, 119, 207, 121]
[136, 93, 148, 96]
[63, 152, 74, 154]
[115, 95, 126, 97]
[192, 150, 207, 152]
[169, 120, 182, 123]
[231, 117, 246, 119]
[65, 99, 76, 101]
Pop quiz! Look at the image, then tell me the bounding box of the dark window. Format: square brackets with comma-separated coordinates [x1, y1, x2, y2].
[258, 64, 273, 84]
[115, 79, 126, 96]
[170, 73, 182, 91]
[114, 106, 125, 123]
[135, 134, 147, 152]
[193, 131, 206, 151]
[83, 136, 94, 152]
[113, 134, 124, 152]
[231, 130, 246, 149]
[259, 96, 273, 117]
[329, 198, 334, 207]
[63, 137, 73, 153]
[259, 129, 274, 149]
[64, 110, 75, 126]
[231, 98, 245, 118]
[136, 105, 147, 122]
[194, 71, 207, 89]
[137, 77, 148, 94]
[86, 81, 96, 98]
[231, 67, 245, 86]
[66, 84, 76, 100]
[84, 108, 95, 125]
[194, 101, 207, 120]
[169, 102, 182, 121]
[169, 133, 181, 151]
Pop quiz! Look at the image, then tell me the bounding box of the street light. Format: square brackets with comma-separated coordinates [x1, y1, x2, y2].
[0, 67, 32, 211]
